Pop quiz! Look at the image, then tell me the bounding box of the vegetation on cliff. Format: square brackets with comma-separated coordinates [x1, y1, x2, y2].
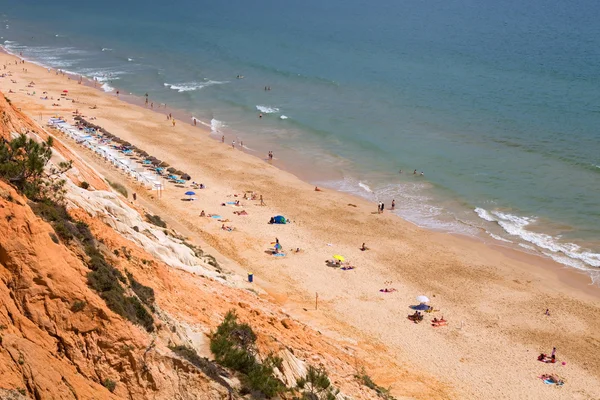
[211, 310, 286, 398]
[0, 133, 71, 201]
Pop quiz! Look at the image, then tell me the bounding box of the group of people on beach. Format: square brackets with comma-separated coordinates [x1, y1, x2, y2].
[377, 200, 395, 213]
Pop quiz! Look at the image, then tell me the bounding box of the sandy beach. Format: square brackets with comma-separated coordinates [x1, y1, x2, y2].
[2, 52, 599, 399]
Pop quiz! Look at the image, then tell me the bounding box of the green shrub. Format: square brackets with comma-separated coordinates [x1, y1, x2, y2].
[106, 180, 128, 198]
[87, 260, 153, 332]
[145, 213, 167, 228]
[355, 370, 395, 400]
[210, 311, 285, 398]
[126, 271, 155, 309]
[71, 300, 86, 312]
[80, 181, 90, 189]
[245, 361, 286, 398]
[297, 366, 338, 400]
[102, 378, 116, 392]
[17, 388, 25, 396]
[0, 134, 71, 201]
[76, 221, 95, 244]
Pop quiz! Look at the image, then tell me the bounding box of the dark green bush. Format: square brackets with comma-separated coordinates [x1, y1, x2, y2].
[80, 181, 90, 189]
[245, 361, 286, 398]
[102, 378, 116, 392]
[210, 311, 285, 398]
[145, 213, 167, 228]
[355, 370, 395, 400]
[71, 300, 86, 312]
[126, 271, 155, 309]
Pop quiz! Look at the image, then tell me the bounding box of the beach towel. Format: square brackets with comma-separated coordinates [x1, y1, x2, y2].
[211, 215, 222, 219]
[226, 201, 237, 205]
[273, 253, 286, 257]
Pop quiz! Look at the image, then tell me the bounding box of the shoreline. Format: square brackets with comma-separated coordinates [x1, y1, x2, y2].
[2, 51, 600, 399]
[5, 45, 597, 290]
[4, 44, 599, 283]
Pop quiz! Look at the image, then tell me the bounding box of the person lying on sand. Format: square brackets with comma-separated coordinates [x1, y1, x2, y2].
[379, 288, 396, 293]
[315, 186, 322, 191]
[221, 224, 234, 232]
[233, 210, 248, 216]
[432, 317, 447, 327]
[341, 265, 355, 270]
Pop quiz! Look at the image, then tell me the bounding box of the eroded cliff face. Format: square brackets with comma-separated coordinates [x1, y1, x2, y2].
[0, 183, 231, 399]
[0, 95, 391, 399]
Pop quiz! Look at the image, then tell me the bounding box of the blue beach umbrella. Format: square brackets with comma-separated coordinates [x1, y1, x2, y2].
[185, 191, 196, 196]
[274, 243, 282, 250]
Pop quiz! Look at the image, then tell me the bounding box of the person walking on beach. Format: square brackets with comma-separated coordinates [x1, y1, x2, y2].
[381, 202, 385, 213]
[172, 118, 176, 127]
[260, 195, 265, 206]
[377, 202, 382, 214]
[232, 140, 236, 149]
[193, 118, 197, 126]
[222, 135, 225, 143]
[391, 199, 395, 210]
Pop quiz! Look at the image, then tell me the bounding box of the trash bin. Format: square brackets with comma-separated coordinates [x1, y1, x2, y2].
[248, 272, 253, 283]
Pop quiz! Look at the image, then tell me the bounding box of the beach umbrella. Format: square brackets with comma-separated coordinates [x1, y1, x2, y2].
[274, 243, 282, 250]
[63, 90, 68, 93]
[185, 191, 196, 196]
[416, 295, 430, 303]
[333, 255, 345, 262]
[411, 303, 431, 311]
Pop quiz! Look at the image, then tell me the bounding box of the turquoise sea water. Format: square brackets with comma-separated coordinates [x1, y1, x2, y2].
[2, 0, 600, 281]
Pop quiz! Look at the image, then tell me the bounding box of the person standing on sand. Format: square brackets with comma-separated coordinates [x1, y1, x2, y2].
[222, 135, 225, 143]
[391, 199, 395, 210]
[133, 193, 137, 202]
[172, 118, 176, 127]
[193, 118, 197, 126]
[381, 202, 385, 213]
[260, 195, 265, 206]
[377, 202, 382, 214]
[232, 140, 236, 149]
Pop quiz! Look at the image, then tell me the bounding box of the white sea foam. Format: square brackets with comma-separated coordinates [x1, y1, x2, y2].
[101, 48, 112, 52]
[164, 80, 227, 92]
[127, 58, 134, 62]
[488, 232, 513, 243]
[279, 115, 288, 120]
[101, 82, 114, 92]
[474, 207, 496, 222]
[256, 105, 279, 114]
[358, 182, 373, 193]
[474, 207, 600, 270]
[210, 118, 225, 134]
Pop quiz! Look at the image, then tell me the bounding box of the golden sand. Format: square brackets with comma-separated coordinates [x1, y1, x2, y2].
[2, 52, 599, 399]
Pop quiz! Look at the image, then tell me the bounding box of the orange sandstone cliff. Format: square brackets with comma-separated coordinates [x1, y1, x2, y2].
[0, 93, 402, 399]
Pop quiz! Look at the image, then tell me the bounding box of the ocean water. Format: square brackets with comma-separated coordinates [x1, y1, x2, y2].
[2, 0, 600, 282]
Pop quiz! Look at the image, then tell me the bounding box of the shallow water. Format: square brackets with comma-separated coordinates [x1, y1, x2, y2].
[2, 0, 599, 280]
